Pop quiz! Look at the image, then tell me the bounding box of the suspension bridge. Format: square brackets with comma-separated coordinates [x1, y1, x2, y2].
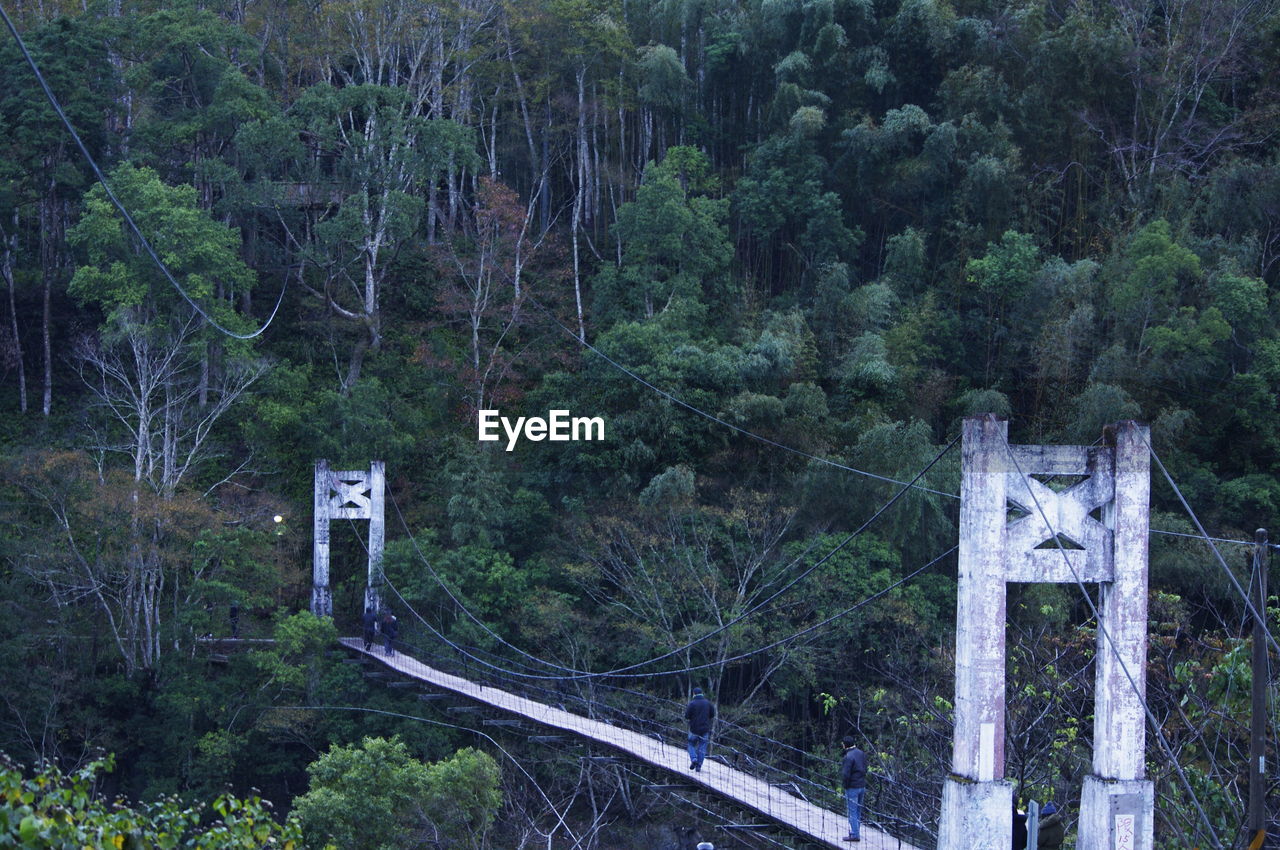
[339, 637, 922, 850]
[314, 411, 1271, 850]
[1, 14, 1259, 840]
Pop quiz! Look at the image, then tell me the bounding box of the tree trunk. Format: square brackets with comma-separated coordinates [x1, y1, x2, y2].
[428, 181, 440, 245]
[487, 99, 499, 177]
[198, 325, 210, 408]
[572, 68, 588, 341]
[38, 190, 59, 418]
[504, 24, 542, 224]
[541, 100, 552, 233]
[1, 211, 27, 412]
[640, 108, 653, 170]
[447, 159, 459, 232]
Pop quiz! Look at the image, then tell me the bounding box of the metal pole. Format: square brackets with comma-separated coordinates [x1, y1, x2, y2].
[1248, 528, 1269, 848]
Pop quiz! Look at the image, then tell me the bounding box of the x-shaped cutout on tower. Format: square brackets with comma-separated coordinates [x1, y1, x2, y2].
[1003, 471, 1115, 582]
[327, 473, 371, 517]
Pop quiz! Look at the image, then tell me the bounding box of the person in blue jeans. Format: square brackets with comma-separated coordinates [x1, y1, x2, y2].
[840, 735, 868, 842]
[684, 687, 716, 771]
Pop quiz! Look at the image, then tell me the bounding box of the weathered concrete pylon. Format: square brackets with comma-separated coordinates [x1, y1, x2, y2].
[312, 460, 385, 618]
[937, 416, 1152, 850]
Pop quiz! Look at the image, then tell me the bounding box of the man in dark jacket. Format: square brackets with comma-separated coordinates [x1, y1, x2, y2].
[1037, 801, 1064, 849]
[840, 735, 868, 842]
[380, 610, 398, 656]
[684, 687, 716, 772]
[1012, 800, 1028, 850]
[362, 607, 378, 651]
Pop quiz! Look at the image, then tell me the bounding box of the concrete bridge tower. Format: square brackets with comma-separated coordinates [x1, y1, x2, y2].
[312, 459, 386, 618]
[938, 416, 1153, 850]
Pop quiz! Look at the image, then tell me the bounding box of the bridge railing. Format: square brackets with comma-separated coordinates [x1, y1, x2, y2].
[381, 622, 939, 849]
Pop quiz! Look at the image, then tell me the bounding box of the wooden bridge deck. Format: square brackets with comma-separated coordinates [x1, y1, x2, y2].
[340, 638, 922, 850]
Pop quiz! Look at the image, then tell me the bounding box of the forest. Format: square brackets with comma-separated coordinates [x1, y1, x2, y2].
[0, 0, 1277, 846]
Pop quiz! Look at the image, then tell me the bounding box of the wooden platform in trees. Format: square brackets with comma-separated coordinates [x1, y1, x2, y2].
[340, 638, 922, 850]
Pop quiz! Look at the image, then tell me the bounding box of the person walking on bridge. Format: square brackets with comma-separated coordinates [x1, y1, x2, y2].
[685, 687, 716, 772]
[840, 735, 868, 842]
[362, 606, 378, 651]
[380, 610, 398, 656]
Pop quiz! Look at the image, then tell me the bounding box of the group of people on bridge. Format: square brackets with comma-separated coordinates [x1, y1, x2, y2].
[683, 688, 873, 843]
[361, 607, 399, 655]
[1013, 800, 1065, 849]
[351, 611, 1065, 848]
[683, 688, 1066, 848]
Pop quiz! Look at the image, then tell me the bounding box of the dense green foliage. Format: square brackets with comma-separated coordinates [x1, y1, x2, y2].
[0, 754, 307, 848]
[0, 0, 1278, 846]
[294, 737, 500, 850]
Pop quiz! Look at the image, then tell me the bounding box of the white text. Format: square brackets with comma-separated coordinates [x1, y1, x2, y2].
[478, 409, 605, 451]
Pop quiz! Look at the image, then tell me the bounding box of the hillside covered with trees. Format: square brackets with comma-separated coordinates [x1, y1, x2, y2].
[0, 0, 1278, 847]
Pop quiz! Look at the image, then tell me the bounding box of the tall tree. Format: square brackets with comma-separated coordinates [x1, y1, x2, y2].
[0, 14, 116, 416]
[68, 164, 265, 497]
[281, 83, 474, 392]
[575, 489, 798, 705]
[1079, 0, 1277, 197]
[43, 164, 267, 672]
[593, 146, 732, 325]
[437, 175, 547, 412]
[124, 6, 275, 205]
